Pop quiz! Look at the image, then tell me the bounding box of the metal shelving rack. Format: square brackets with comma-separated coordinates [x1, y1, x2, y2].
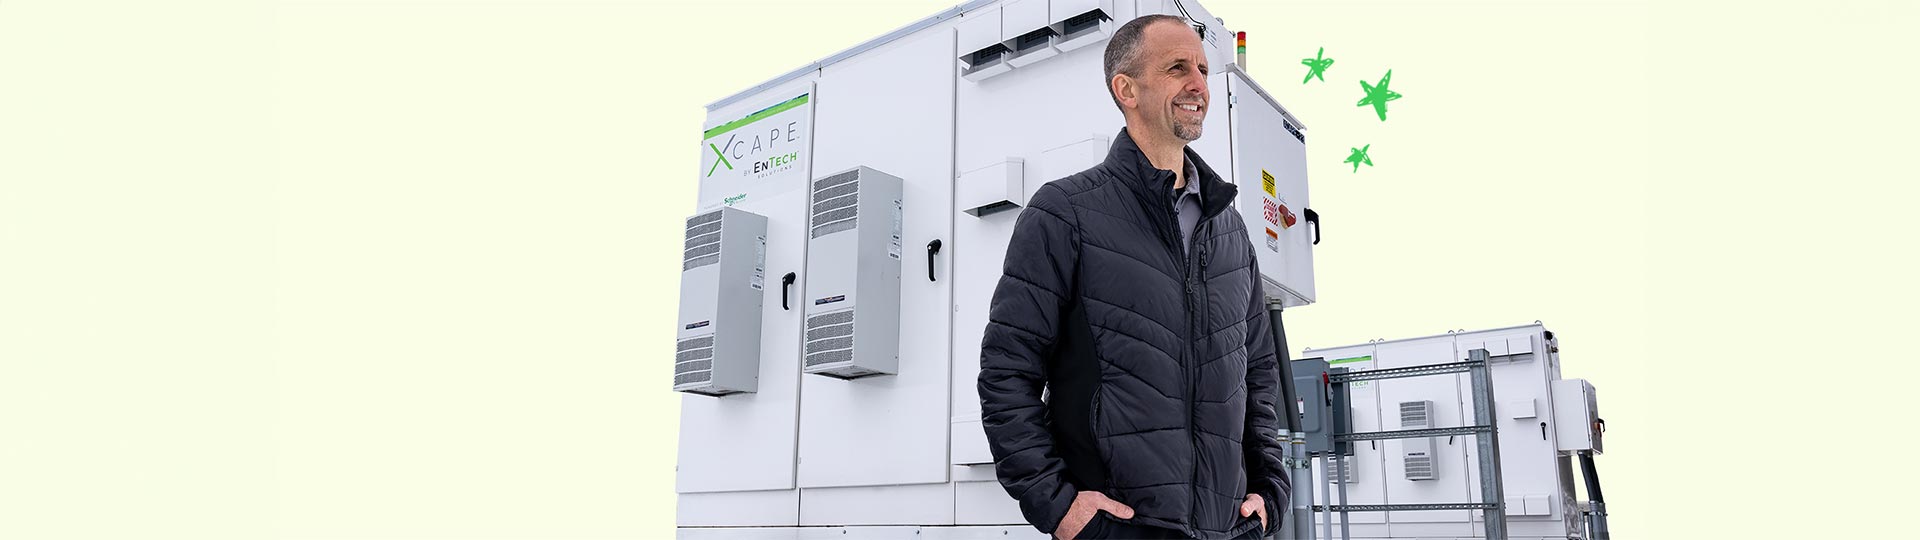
[1306, 348, 1510, 540]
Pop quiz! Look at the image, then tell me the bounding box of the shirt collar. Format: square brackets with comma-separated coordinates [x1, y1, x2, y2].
[1173, 158, 1202, 203]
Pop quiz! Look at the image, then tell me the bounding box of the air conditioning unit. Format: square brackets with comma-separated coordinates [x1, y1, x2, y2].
[673, 206, 768, 396]
[1326, 455, 1357, 484]
[1400, 400, 1437, 481]
[800, 166, 904, 379]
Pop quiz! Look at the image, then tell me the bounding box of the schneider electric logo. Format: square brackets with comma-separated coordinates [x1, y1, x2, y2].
[703, 94, 810, 179]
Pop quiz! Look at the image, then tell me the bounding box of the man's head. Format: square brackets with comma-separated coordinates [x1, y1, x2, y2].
[1103, 15, 1209, 143]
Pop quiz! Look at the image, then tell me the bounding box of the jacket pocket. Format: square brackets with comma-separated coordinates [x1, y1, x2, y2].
[1088, 377, 1107, 482]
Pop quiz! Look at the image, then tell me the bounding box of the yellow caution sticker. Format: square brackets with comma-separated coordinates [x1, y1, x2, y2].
[1261, 169, 1276, 197]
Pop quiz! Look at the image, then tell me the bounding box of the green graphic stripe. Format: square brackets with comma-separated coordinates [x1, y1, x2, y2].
[1329, 355, 1372, 365]
[703, 94, 810, 139]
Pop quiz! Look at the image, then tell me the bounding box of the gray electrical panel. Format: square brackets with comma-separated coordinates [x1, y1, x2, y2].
[673, 206, 768, 396]
[800, 166, 904, 379]
[1291, 358, 1352, 456]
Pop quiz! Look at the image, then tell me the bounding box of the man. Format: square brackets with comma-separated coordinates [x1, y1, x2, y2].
[977, 14, 1290, 540]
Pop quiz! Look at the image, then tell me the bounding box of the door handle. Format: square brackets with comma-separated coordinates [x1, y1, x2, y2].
[781, 272, 797, 310]
[1305, 208, 1322, 245]
[926, 239, 943, 282]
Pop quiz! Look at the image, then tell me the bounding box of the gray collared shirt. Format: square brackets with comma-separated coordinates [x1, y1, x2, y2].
[1173, 157, 1202, 256]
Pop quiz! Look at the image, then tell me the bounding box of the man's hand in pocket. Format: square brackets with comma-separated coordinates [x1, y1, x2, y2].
[1239, 493, 1267, 533]
[1053, 491, 1135, 540]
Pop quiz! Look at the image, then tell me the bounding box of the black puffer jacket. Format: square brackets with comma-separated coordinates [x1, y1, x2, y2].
[978, 127, 1289, 539]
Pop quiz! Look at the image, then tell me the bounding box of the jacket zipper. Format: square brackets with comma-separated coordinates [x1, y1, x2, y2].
[1170, 199, 1206, 537]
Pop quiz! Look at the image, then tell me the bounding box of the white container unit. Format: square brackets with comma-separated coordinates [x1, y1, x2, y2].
[676, 0, 1316, 536]
[1297, 324, 1602, 540]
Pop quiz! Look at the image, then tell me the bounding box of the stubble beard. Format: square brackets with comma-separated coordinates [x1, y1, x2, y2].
[1173, 119, 1203, 142]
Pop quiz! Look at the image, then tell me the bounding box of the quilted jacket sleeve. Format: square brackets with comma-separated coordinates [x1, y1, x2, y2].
[977, 183, 1081, 535]
[1241, 251, 1291, 527]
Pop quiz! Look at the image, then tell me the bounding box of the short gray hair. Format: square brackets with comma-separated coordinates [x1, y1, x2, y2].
[1103, 15, 1188, 109]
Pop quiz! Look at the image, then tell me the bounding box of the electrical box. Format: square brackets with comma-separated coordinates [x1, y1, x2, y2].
[1289, 358, 1351, 456]
[1399, 400, 1437, 481]
[1226, 70, 1315, 307]
[1552, 378, 1602, 454]
[674, 207, 769, 396]
[800, 166, 904, 379]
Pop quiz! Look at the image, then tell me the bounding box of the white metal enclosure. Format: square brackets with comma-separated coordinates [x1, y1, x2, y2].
[1297, 325, 1604, 540]
[676, 0, 1316, 536]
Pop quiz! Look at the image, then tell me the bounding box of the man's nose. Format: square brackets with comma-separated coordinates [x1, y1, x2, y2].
[1185, 74, 1208, 97]
[1185, 80, 1208, 101]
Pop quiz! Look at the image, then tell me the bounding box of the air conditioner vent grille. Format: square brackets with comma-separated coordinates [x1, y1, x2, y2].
[810, 172, 861, 239]
[683, 210, 726, 271]
[803, 309, 856, 366]
[1400, 400, 1433, 428]
[1405, 452, 1435, 480]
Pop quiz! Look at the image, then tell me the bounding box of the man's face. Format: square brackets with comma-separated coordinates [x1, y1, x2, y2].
[1124, 21, 1209, 142]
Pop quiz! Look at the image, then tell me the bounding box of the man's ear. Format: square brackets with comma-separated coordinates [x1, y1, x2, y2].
[1112, 74, 1137, 110]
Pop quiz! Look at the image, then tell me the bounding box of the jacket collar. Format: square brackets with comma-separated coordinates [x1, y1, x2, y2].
[1104, 127, 1238, 221]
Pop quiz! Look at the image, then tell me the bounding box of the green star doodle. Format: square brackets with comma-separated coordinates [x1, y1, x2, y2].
[1344, 144, 1373, 173]
[1300, 47, 1334, 84]
[1356, 70, 1402, 121]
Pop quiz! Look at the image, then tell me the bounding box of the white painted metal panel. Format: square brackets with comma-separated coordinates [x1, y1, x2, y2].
[955, 479, 1028, 524]
[1460, 328, 1566, 526]
[949, 14, 1119, 497]
[1000, 0, 1048, 41]
[950, 418, 993, 465]
[798, 24, 958, 489]
[676, 189, 807, 495]
[1373, 339, 1473, 532]
[678, 488, 801, 527]
[956, 5, 1002, 54]
[800, 483, 956, 525]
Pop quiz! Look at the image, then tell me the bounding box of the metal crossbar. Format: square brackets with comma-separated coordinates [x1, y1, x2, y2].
[1335, 425, 1491, 442]
[1327, 360, 1479, 383]
[1313, 503, 1499, 512]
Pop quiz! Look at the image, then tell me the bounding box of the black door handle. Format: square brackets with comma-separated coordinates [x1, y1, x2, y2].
[1305, 209, 1321, 245]
[781, 272, 796, 310]
[926, 239, 943, 282]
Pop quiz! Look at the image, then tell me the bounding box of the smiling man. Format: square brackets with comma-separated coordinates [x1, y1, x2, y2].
[978, 14, 1290, 540]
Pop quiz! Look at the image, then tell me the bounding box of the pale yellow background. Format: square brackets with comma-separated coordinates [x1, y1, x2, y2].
[1, 0, 1913, 538]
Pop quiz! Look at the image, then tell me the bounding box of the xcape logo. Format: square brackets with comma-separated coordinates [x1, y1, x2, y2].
[703, 94, 810, 178]
[707, 142, 732, 176]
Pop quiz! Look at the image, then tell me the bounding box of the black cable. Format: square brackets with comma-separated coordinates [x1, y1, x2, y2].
[1169, 0, 1207, 39]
